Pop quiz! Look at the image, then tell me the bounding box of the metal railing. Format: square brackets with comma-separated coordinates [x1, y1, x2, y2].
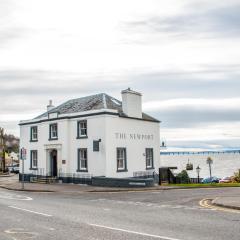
[58, 172, 93, 184]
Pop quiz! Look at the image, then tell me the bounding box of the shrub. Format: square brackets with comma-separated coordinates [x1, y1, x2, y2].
[177, 170, 190, 184]
[233, 169, 240, 183]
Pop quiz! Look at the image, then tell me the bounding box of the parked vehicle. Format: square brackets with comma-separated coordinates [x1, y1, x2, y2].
[201, 176, 219, 184]
[219, 177, 232, 183]
[7, 165, 20, 174]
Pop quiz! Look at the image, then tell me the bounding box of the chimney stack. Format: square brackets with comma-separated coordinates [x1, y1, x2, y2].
[47, 100, 55, 112]
[121, 88, 142, 118]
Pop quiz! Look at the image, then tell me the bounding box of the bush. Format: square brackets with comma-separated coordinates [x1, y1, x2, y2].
[177, 170, 190, 184]
[233, 169, 240, 183]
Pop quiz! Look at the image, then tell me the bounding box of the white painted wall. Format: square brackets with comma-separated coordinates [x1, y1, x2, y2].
[20, 111, 160, 178]
[105, 115, 160, 178]
[160, 152, 240, 179]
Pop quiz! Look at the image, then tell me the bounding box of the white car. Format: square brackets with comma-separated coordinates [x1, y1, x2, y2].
[219, 177, 232, 183]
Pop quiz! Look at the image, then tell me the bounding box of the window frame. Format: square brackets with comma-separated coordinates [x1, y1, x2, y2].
[77, 148, 88, 172]
[77, 120, 88, 139]
[49, 123, 58, 140]
[116, 147, 127, 172]
[30, 150, 38, 170]
[30, 126, 38, 142]
[146, 148, 154, 170]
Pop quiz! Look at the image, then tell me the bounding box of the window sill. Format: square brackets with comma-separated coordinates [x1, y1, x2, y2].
[76, 169, 88, 172]
[29, 168, 38, 170]
[117, 169, 128, 172]
[30, 140, 38, 142]
[146, 167, 155, 170]
[76, 136, 88, 139]
[48, 138, 58, 141]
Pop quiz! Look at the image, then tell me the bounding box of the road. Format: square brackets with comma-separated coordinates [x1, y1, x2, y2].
[0, 187, 239, 240]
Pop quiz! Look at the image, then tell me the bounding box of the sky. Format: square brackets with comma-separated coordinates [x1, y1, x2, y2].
[0, 0, 240, 151]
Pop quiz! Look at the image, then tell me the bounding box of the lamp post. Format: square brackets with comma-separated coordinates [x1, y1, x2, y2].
[196, 165, 201, 183]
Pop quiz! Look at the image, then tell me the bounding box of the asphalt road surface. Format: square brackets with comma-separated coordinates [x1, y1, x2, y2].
[0, 187, 239, 240]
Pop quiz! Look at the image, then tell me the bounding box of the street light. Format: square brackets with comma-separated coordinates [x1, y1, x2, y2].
[196, 165, 201, 183]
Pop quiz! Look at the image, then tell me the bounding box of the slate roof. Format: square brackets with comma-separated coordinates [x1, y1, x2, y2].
[35, 93, 159, 122]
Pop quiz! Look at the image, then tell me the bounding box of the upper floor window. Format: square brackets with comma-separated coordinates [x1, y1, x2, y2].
[30, 150, 38, 169]
[49, 123, 58, 140]
[77, 120, 87, 138]
[146, 148, 154, 169]
[30, 126, 38, 142]
[117, 148, 127, 172]
[77, 148, 88, 172]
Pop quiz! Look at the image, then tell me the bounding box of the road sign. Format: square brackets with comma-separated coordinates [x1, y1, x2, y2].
[20, 148, 27, 160]
[20, 148, 26, 190]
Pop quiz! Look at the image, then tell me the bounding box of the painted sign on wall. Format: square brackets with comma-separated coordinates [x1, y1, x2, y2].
[115, 133, 154, 140]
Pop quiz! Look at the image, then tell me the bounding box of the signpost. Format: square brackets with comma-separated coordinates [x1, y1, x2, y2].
[20, 148, 27, 190]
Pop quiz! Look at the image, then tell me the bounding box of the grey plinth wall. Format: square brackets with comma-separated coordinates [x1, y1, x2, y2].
[92, 176, 155, 188]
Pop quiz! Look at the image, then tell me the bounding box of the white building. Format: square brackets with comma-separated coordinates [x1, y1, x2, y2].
[19, 89, 160, 185]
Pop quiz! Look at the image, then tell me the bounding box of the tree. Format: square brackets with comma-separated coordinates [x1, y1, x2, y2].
[233, 169, 240, 183]
[206, 157, 213, 178]
[177, 170, 190, 184]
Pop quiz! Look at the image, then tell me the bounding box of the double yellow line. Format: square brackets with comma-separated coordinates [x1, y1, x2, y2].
[199, 198, 240, 214]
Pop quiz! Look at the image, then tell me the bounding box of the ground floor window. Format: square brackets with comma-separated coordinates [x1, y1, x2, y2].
[146, 148, 154, 169]
[30, 150, 38, 169]
[117, 148, 127, 172]
[77, 148, 88, 172]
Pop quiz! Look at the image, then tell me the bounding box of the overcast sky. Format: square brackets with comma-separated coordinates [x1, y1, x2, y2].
[0, 0, 240, 151]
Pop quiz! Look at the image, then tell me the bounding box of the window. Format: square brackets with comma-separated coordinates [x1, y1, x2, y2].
[77, 120, 87, 138]
[30, 150, 38, 169]
[30, 126, 38, 141]
[77, 148, 88, 172]
[49, 123, 58, 140]
[117, 148, 127, 172]
[146, 148, 154, 169]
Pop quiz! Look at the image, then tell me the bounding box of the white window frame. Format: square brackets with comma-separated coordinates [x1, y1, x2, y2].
[146, 148, 154, 169]
[31, 126, 38, 141]
[31, 150, 38, 169]
[50, 123, 58, 139]
[78, 120, 87, 138]
[78, 148, 88, 171]
[117, 148, 127, 172]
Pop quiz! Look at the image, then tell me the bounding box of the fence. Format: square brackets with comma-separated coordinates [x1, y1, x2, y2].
[175, 177, 203, 184]
[133, 170, 159, 183]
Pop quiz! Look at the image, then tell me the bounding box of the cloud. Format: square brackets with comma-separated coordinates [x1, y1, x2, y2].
[123, 2, 240, 40]
[0, 1, 28, 47]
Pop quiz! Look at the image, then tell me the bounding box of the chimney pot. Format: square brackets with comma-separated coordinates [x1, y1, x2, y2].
[47, 99, 54, 112]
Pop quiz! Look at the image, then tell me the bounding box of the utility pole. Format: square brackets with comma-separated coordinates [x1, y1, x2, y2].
[0, 128, 6, 172]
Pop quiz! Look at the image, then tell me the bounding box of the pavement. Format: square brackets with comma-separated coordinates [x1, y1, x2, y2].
[0, 186, 240, 240]
[212, 196, 240, 210]
[1, 174, 240, 211]
[0, 174, 174, 193]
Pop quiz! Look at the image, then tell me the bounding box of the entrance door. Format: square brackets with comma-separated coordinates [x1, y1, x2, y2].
[50, 150, 58, 177]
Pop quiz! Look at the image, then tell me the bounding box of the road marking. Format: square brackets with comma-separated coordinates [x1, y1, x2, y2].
[0, 192, 32, 201]
[8, 206, 52, 217]
[199, 199, 240, 214]
[5, 228, 38, 239]
[89, 223, 182, 240]
[91, 198, 210, 212]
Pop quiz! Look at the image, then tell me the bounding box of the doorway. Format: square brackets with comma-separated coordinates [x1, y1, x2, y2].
[50, 149, 58, 177]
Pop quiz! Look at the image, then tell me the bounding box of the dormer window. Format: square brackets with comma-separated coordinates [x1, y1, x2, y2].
[30, 126, 38, 142]
[49, 123, 58, 140]
[77, 120, 87, 138]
